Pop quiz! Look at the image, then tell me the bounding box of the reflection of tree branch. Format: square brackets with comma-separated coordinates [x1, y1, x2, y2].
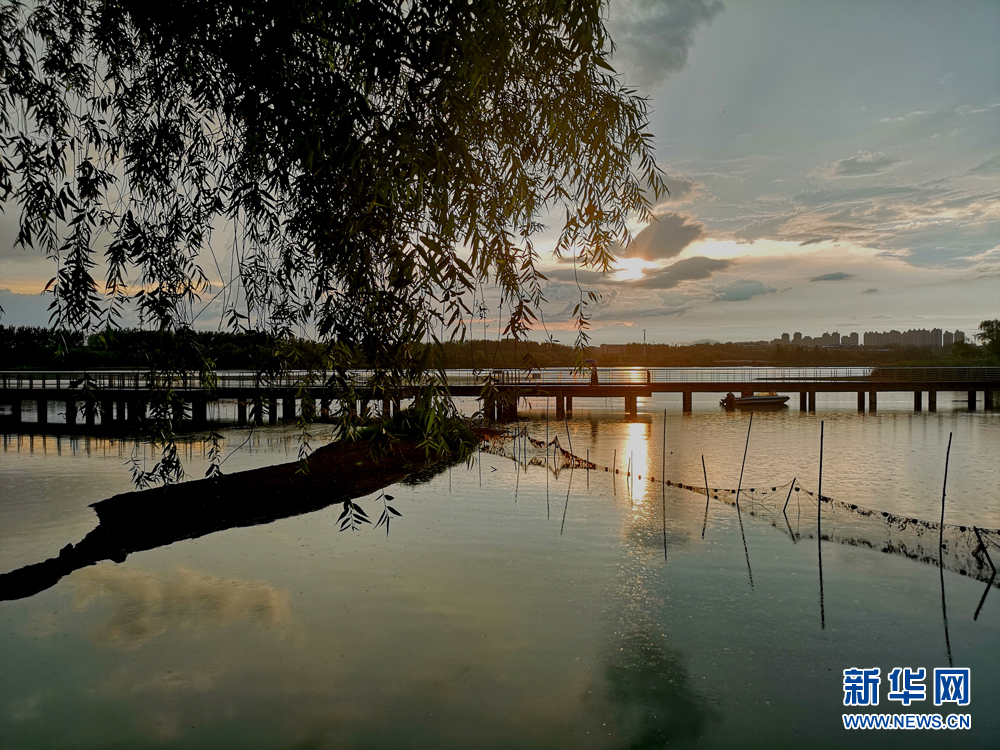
[0, 439, 448, 602]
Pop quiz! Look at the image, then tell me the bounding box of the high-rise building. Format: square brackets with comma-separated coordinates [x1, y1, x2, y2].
[793, 332, 802, 345]
[955, 330, 965, 344]
[943, 331, 954, 347]
[781, 332, 790, 344]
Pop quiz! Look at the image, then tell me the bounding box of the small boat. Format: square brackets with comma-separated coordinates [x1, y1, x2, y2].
[720, 392, 790, 409]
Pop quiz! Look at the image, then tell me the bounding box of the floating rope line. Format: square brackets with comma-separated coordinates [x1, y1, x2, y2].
[480, 429, 1000, 589]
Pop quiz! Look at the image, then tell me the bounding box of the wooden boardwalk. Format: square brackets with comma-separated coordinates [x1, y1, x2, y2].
[0, 366, 997, 431]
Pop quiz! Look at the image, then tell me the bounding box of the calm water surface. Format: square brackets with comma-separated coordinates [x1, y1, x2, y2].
[1, 393, 998, 748]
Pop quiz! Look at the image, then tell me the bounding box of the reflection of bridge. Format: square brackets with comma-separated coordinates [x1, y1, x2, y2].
[0, 367, 997, 430]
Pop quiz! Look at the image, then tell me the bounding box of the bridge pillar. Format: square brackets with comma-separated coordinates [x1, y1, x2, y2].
[320, 399, 330, 420]
[36, 399, 48, 425]
[857, 392, 865, 412]
[191, 399, 208, 428]
[381, 397, 390, 418]
[65, 399, 76, 426]
[172, 401, 186, 426]
[101, 399, 114, 425]
[928, 390, 937, 411]
[267, 399, 278, 425]
[984, 389, 994, 411]
[968, 390, 977, 411]
[252, 397, 264, 425]
[11, 399, 21, 424]
[682, 391, 692, 413]
[565, 396, 573, 416]
[237, 399, 248, 425]
[807, 391, 816, 412]
[914, 391, 923, 412]
[625, 394, 637, 416]
[282, 396, 295, 421]
[799, 392, 807, 412]
[116, 399, 128, 423]
[83, 400, 96, 427]
[869, 391, 877, 413]
[555, 395, 565, 420]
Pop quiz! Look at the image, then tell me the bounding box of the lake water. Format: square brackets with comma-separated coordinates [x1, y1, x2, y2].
[1, 392, 998, 748]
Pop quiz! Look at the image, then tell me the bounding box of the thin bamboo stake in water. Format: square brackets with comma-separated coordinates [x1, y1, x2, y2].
[662, 410, 668, 560]
[973, 526, 996, 621]
[734, 412, 754, 588]
[783, 478, 797, 514]
[939, 432, 953, 666]
[818, 421, 825, 629]
[701, 455, 710, 540]
[613, 448, 617, 496]
[564, 419, 573, 457]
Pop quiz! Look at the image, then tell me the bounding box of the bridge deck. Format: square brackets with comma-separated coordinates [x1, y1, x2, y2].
[0, 367, 996, 429]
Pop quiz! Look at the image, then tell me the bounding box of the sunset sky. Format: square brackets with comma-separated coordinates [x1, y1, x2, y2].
[1, 0, 997, 344]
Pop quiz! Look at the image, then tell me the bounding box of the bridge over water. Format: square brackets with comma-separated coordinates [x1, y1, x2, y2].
[0, 367, 997, 431]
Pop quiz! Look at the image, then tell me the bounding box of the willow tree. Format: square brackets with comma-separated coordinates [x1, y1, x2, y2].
[0, 0, 664, 457]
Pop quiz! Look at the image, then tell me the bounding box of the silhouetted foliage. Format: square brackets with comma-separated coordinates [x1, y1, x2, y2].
[0, 0, 664, 420]
[979, 320, 1000, 364]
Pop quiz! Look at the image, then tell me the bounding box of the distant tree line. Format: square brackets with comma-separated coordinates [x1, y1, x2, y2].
[0, 326, 316, 371]
[2, 321, 996, 371]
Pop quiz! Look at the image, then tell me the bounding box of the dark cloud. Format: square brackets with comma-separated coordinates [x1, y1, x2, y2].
[591, 302, 691, 321]
[608, 0, 724, 91]
[730, 180, 1000, 266]
[809, 272, 853, 282]
[655, 173, 703, 204]
[967, 155, 1000, 175]
[622, 212, 705, 261]
[809, 151, 902, 179]
[629, 256, 730, 289]
[712, 279, 775, 302]
[540, 267, 610, 286]
[861, 287, 880, 294]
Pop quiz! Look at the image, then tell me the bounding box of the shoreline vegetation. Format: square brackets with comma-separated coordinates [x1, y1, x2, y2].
[1, 325, 995, 371]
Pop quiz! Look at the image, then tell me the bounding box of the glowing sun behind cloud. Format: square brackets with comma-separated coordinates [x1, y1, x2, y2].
[614, 257, 658, 280]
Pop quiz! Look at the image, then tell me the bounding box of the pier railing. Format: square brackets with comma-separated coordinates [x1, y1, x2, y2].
[1, 366, 997, 392]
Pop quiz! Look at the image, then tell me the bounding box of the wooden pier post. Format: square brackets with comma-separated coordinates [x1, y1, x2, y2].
[869, 390, 877, 413]
[190, 399, 207, 427]
[857, 391, 865, 412]
[985, 389, 994, 411]
[11, 398, 21, 424]
[267, 399, 278, 425]
[799, 392, 807, 412]
[968, 390, 977, 411]
[36, 398, 47, 426]
[625, 393, 637, 416]
[928, 390, 937, 411]
[237, 399, 247, 425]
[682, 391, 692, 413]
[914, 391, 923, 412]
[555, 395, 565, 420]
[808, 391, 816, 412]
[282, 396, 295, 421]
[565, 396, 572, 416]
[65, 399, 76, 427]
